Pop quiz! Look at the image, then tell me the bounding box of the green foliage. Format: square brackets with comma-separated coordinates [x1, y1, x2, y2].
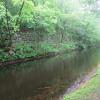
[13, 43, 37, 58]
[0, 1, 19, 48]
[0, 3, 5, 32]
[32, 6, 59, 34]
[0, 0, 100, 61]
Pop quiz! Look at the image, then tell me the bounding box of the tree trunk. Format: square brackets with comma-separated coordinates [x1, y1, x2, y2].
[4, 0, 12, 47]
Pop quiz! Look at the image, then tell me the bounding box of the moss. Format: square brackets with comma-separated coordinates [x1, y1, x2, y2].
[64, 66, 100, 100]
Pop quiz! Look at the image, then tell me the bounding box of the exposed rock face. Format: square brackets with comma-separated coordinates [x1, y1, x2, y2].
[12, 31, 68, 45]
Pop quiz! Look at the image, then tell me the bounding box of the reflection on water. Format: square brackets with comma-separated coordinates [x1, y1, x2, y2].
[0, 48, 100, 100]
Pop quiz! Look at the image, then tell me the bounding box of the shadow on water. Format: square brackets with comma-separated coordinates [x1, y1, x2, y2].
[0, 48, 100, 100]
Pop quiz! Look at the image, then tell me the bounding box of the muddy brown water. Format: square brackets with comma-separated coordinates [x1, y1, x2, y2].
[0, 48, 100, 100]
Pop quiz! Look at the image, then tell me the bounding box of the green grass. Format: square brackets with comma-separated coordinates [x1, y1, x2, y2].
[64, 65, 100, 100]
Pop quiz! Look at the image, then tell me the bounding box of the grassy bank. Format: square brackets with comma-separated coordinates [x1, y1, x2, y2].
[64, 65, 100, 100]
[0, 42, 76, 63]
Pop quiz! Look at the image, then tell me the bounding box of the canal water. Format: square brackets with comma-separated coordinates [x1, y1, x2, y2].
[0, 48, 100, 100]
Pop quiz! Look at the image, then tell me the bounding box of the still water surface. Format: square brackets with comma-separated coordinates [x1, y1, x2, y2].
[0, 48, 100, 100]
